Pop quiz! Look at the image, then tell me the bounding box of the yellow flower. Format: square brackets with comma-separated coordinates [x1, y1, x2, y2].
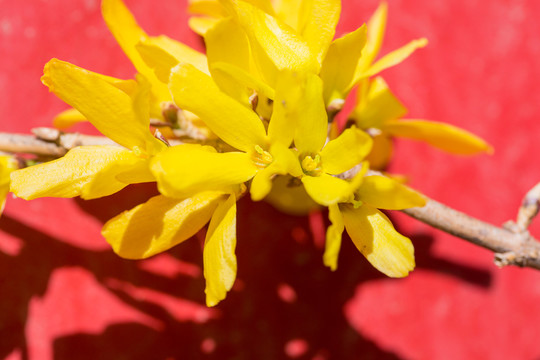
[146, 65, 315, 305]
[187, 1, 424, 108]
[188, 0, 341, 58]
[53, 0, 209, 129]
[7, 7, 240, 305]
[10, 59, 165, 200]
[351, 76, 493, 169]
[185, 2, 430, 277]
[102, 188, 240, 307]
[189, 0, 335, 86]
[347, 4, 491, 168]
[8, 0, 491, 305]
[150, 64, 299, 202]
[323, 174, 427, 275]
[278, 70, 426, 276]
[9, 57, 240, 307]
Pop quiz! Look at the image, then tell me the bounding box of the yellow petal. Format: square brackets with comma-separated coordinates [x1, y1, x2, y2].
[211, 62, 276, 101]
[364, 133, 393, 170]
[249, 142, 300, 200]
[42, 59, 162, 153]
[10, 146, 141, 200]
[351, 76, 408, 129]
[102, 0, 172, 103]
[323, 203, 344, 271]
[187, 0, 225, 35]
[169, 63, 268, 152]
[301, 173, 353, 206]
[81, 158, 153, 200]
[341, 204, 415, 277]
[135, 41, 182, 83]
[320, 127, 372, 175]
[188, 16, 220, 36]
[226, 0, 319, 82]
[0, 156, 17, 213]
[102, 0, 149, 74]
[358, 38, 428, 79]
[291, 72, 328, 154]
[153, 35, 208, 73]
[95, 73, 139, 94]
[103, 192, 224, 259]
[298, 0, 341, 65]
[264, 174, 321, 215]
[320, 25, 367, 103]
[245, 0, 276, 15]
[267, 70, 305, 147]
[52, 108, 87, 129]
[136, 35, 209, 81]
[0, 184, 9, 214]
[357, 2, 387, 71]
[383, 120, 493, 155]
[113, 156, 156, 184]
[131, 74, 167, 155]
[151, 145, 258, 198]
[250, 165, 278, 201]
[273, 0, 302, 30]
[272, 143, 303, 177]
[188, 0, 227, 18]
[205, 17, 249, 70]
[357, 175, 426, 210]
[204, 193, 238, 306]
[205, 18, 252, 105]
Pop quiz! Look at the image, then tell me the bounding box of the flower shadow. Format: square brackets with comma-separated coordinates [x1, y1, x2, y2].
[0, 184, 492, 359]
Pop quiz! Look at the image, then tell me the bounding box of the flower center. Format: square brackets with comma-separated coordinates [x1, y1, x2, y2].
[301, 154, 323, 176]
[252, 145, 273, 169]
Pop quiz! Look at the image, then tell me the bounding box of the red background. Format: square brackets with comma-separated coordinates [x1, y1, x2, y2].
[1, 0, 540, 359]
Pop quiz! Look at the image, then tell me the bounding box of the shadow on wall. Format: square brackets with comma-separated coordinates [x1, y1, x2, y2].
[0, 184, 491, 360]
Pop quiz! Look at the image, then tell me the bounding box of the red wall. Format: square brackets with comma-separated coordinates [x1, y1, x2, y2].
[1, 0, 540, 359]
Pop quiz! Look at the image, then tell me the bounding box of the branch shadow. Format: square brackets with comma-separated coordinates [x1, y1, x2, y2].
[0, 186, 493, 360]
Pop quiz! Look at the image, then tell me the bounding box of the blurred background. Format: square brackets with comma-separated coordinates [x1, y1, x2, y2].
[1, 0, 540, 359]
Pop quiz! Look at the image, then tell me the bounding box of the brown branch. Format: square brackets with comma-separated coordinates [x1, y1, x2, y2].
[0, 128, 186, 157]
[514, 182, 540, 232]
[0, 129, 117, 157]
[403, 199, 540, 270]
[345, 166, 540, 270]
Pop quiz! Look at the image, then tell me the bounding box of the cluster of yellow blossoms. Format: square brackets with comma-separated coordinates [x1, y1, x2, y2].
[7, 0, 491, 306]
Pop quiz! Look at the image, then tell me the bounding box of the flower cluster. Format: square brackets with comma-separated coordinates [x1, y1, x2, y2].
[9, 0, 491, 306]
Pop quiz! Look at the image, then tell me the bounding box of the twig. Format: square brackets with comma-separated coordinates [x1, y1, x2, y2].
[0, 128, 187, 157]
[403, 199, 540, 270]
[0, 129, 117, 156]
[513, 182, 540, 232]
[345, 166, 540, 270]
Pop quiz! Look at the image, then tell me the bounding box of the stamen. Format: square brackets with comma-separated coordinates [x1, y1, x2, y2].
[252, 145, 273, 169]
[300, 154, 323, 176]
[132, 146, 148, 159]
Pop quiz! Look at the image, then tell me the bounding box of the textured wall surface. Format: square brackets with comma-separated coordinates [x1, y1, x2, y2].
[1, 0, 540, 359]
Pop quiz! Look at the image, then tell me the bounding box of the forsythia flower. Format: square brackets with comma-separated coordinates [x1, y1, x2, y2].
[351, 76, 493, 168]
[150, 63, 298, 202]
[102, 187, 241, 306]
[9, 0, 244, 306]
[11, 59, 165, 200]
[7, 0, 493, 306]
[270, 71, 426, 275]
[53, 0, 209, 130]
[348, 4, 492, 168]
